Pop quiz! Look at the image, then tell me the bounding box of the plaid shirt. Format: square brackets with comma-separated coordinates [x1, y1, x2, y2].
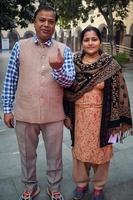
[2, 36, 75, 113]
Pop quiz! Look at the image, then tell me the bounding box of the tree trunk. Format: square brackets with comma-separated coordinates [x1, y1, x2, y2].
[100, 1, 116, 56]
[107, 0, 116, 55]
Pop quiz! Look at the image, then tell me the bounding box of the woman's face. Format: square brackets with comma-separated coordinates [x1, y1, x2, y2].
[82, 30, 101, 56]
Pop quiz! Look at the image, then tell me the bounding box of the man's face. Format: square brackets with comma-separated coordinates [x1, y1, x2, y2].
[34, 10, 56, 41]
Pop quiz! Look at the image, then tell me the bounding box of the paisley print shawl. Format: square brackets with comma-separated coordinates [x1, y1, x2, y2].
[64, 52, 133, 147]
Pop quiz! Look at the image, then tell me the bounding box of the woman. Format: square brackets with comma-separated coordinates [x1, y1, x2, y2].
[64, 26, 132, 200]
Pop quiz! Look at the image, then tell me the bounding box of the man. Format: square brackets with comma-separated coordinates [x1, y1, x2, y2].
[2, 5, 75, 200]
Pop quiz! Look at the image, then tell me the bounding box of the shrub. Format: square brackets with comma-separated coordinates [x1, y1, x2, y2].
[114, 52, 129, 64]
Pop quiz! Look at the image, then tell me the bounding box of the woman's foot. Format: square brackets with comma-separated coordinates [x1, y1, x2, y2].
[72, 185, 88, 200]
[91, 189, 104, 200]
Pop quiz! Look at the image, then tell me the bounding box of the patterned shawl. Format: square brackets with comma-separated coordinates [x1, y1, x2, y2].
[64, 52, 133, 147]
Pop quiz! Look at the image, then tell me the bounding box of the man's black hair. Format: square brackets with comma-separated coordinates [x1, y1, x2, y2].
[33, 4, 58, 22]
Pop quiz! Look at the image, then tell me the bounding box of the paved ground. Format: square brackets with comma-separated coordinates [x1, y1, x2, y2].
[0, 59, 133, 200]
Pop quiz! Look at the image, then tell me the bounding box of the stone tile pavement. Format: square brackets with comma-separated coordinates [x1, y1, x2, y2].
[0, 63, 133, 200]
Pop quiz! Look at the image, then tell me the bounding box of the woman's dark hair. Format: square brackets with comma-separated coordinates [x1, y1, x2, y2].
[80, 26, 102, 44]
[33, 4, 58, 22]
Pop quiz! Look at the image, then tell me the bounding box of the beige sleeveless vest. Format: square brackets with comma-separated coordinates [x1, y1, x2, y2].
[14, 38, 66, 123]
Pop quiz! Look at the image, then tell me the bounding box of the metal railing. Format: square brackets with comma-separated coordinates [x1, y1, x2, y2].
[102, 42, 133, 61]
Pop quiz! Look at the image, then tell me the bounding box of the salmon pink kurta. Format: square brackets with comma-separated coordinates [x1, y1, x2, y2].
[72, 82, 113, 164]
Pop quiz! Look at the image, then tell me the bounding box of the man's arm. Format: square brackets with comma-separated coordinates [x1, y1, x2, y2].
[2, 42, 20, 127]
[51, 47, 75, 88]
